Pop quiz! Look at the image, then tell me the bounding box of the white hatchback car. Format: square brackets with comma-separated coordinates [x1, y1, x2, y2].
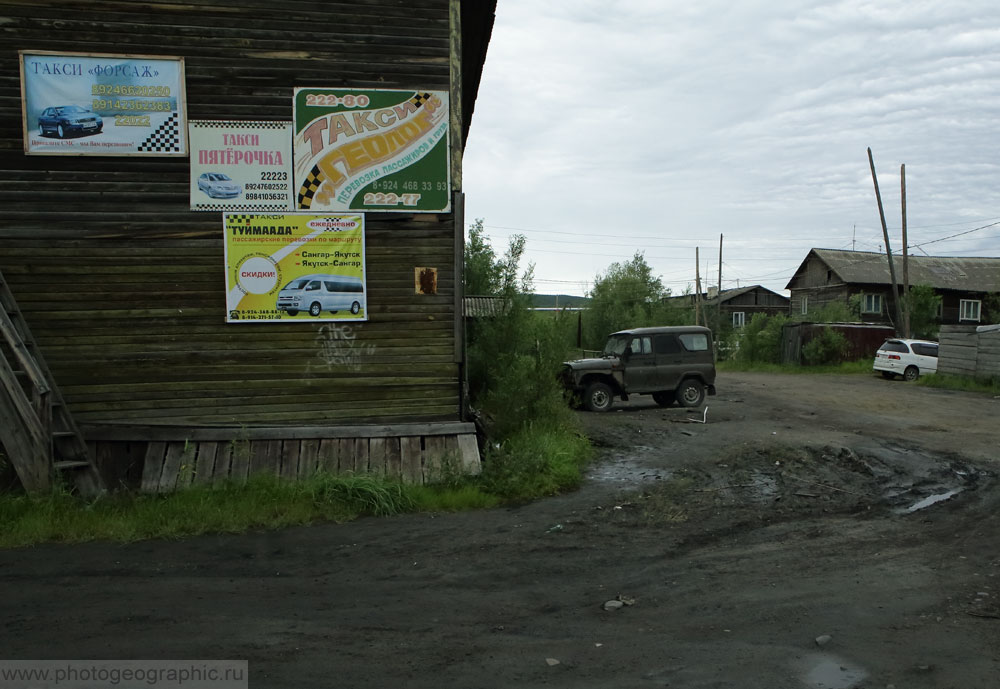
[873, 338, 939, 381]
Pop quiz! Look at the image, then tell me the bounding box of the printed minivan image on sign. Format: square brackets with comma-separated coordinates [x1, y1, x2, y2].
[224, 213, 367, 324]
[293, 88, 450, 213]
[20, 51, 186, 156]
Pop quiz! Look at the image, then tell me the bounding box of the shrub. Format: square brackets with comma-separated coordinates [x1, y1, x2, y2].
[801, 327, 850, 365]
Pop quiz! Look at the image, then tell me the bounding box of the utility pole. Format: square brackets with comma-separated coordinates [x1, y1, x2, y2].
[867, 147, 904, 334]
[717, 234, 723, 332]
[901, 164, 910, 337]
[694, 247, 702, 327]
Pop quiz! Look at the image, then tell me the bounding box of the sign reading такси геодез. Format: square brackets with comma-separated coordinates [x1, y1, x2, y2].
[293, 88, 450, 213]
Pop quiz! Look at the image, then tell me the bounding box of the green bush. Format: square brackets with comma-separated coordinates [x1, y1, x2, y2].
[801, 327, 850, 365]
[735, 313, 786, 365]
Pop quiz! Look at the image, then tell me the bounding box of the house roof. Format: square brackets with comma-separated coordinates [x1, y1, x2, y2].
[463, 295, 505, 317]
[787, 249, 1000, 292]
[704, 284, 789, 306]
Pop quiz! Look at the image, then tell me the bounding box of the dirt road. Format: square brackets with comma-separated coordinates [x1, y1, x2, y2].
[2, 372, 998, 688]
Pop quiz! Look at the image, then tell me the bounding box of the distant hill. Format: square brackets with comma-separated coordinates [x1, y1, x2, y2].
[530, 294, 591, 309]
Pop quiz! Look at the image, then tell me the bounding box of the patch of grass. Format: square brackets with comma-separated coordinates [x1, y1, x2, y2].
[0, 426, 592, 547]
[636, 476, 694, 525]
[917, 372, 1000, 395]
[479, 422, 593, 501]
[719, 359, 871, 375]
[0, 473, 421, 549]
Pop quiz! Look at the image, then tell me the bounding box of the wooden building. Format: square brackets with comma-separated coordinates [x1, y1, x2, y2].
[0, 1, 497, 492]
[786, 248, 1000, 328]
[667, 285, 789, 328]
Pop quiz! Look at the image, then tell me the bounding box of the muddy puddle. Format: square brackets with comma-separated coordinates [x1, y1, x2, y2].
[589, 439, 991, 515]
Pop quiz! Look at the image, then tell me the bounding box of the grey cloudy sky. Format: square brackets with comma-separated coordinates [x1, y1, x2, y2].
[462, 1, 1000, 296]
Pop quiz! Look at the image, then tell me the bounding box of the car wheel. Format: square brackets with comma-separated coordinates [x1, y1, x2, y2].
[309, 302, 322, 317]
[652, 391, 675, 407]
[881, 371, 895, 380]
[56, 124, 65, 139]
[38, 121, 46, 136]
[584, 381, 613, 412]
[903, 365, 919, 382]
[285, 309, 298, 316]
[351, 301, 361, 315]
[677, 379, 705, 407]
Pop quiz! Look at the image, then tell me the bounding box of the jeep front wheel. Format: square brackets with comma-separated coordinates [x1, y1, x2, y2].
[677, 379, 705, 408]
[584, 381, 613, 412]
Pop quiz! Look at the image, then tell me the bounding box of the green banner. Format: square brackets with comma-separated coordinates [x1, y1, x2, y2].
[293, 88, 450, 213]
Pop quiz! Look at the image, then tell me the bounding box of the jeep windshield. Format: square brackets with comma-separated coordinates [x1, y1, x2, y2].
[601, 335, 630, 357]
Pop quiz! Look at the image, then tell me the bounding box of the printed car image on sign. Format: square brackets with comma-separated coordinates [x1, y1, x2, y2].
[293, 88, 450, 213]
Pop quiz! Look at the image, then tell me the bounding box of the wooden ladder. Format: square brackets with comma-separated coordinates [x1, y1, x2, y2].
[0, 268, 104, 496]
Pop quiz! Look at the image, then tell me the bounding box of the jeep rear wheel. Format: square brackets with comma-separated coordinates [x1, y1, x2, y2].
[677, 379, 705, 408]
[652, 391, 675, 407]
[584, 381, 613, 412]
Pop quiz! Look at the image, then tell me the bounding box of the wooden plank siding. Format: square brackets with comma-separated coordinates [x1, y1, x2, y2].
[0, 0, 497, 489]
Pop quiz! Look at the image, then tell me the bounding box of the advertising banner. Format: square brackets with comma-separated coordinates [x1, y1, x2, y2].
[190, 121, 293, 211]
[293, 88, 450, 213]
[20, 51, 186, 156]
[224, 213, 366, 324]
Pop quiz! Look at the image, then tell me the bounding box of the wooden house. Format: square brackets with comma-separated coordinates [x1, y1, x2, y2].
[786, 248, 1000, 328]
[0, 0, 497, 493]
[667, 285, 790, 328]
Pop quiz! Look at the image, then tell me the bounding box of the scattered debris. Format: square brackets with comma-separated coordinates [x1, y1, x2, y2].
[546, 524, 563, 533]
[902, 489, 963, 514]
[815, 634, 833, 647]
[603, 600, 624, 611]
[545, 658, 560, 666]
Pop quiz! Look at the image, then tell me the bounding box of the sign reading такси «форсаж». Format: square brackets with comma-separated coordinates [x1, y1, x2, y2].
[19, 50, 186, 156]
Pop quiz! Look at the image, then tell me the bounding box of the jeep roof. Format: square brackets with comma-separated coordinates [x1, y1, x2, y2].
[608, 325, 713, 337]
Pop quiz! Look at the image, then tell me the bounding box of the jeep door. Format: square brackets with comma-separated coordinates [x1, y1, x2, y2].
[623, 335, 657, 393]
[653, 334, 685, 391]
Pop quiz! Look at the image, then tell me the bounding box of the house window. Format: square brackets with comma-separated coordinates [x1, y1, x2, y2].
[801, 296, 808, 315]
[862, 293, 882, 314]
[960, 299, 981, 322]
[732, 311, 746, 328]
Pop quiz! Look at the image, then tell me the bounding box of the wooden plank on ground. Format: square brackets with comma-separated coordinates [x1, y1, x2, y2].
[368, 437, 387, 476]
[354, 438, 370, 474]
[248, 440, 272, 478]
[384, 437, 402, 480]
[400, 436, 422, 484]
[457, 433, 481, 475]
[139, 441, 166, 493]
[423, 435, 447, 483]
[317, 438, 338, 474]
[229, 439, 251, 483]
[338, 437, 355, 474]
[280, 440, 300, 481]
[298, 438, 320, 478]
[82, 421, 477, 442]
[212, 441, 233, 487]
[158, 441, 186, 493]
[176, 442, 198, 489]
[194, 441, 218, 486]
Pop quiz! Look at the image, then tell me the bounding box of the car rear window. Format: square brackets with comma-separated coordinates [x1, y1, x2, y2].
[880, 340, 909, 353]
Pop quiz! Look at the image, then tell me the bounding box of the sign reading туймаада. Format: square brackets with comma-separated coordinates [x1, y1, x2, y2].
[293, 88, 450, 213]
[224, 213, 367, 324]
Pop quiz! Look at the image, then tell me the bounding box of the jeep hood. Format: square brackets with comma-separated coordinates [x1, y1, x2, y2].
[563, 357, 619, 371]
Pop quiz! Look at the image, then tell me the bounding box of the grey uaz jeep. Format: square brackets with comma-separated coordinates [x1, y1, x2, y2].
[561, 326, 717, 412]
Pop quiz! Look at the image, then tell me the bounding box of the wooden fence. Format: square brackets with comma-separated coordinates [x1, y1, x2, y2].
[82, 423, 480, 493]
[937, 325, 1000, 379]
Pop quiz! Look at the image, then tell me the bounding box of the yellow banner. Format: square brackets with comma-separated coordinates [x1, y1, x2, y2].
[223, 213, 366, 323]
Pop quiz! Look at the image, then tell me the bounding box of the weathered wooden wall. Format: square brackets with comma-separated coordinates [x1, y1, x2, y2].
[938, 325, 1000, 379]
[0, 0, 468, 428]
